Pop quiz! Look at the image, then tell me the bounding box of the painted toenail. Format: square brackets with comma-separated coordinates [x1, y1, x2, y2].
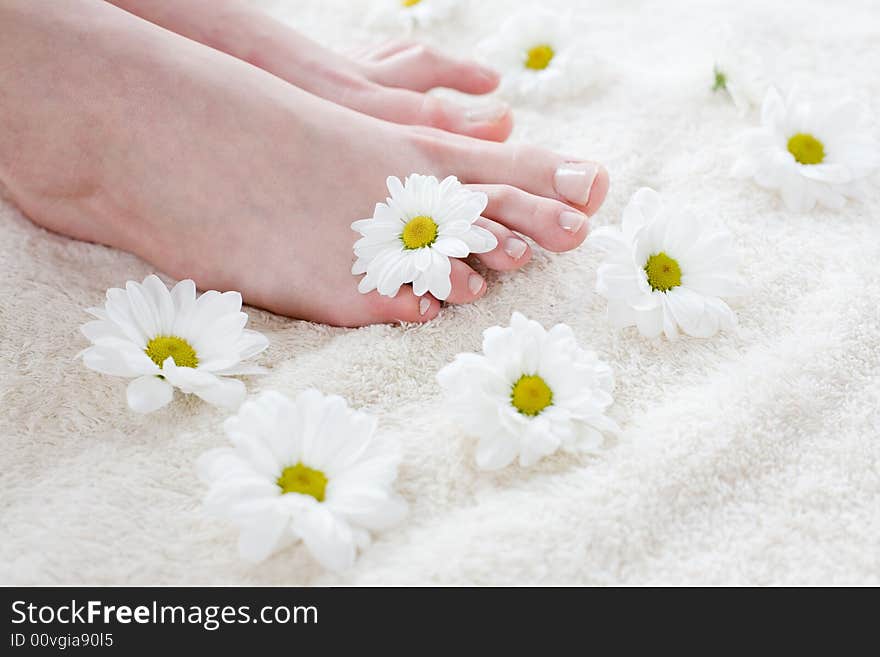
[466, 101, 509, 123]
[504, 236, 528, 259]
[558, 210, 586, 233]
[554, 162, 599, 206]
[419, 296, 431, 316]
[468, 273, 484, 295]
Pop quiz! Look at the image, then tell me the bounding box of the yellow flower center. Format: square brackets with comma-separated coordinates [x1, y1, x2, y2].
[525, 44, 555, 70]
[144, 335, 198, 369]
[401, 0, 421, 6]
[511, 374, 553, 416]
[787, 133, 825, 165]
[644, 252, 682, 292]
[401, 215, 438, 250]
[277, 463, 328, 502]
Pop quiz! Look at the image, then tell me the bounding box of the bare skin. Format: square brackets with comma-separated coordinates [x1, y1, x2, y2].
[0, 0, 608, 327]
[106, 0, 515, 142]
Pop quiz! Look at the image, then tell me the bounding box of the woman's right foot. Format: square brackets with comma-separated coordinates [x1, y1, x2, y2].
[0, 0, 608, 327]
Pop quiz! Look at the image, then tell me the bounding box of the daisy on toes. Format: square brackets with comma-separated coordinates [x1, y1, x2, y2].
[437, 312, 619, 470]
[733, 87, 880, 211]
[352, 174, 496, 301]
[352, 170, 608, 309]
[197, 390, 407, 571]
[79, 275, 268, 413]
[589, 188, 746, 340]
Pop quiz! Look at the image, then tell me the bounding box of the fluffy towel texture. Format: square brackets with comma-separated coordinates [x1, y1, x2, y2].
[1, 0, 878, 584]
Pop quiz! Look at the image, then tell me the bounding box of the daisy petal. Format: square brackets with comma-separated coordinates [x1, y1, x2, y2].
[126, 375, 173, 413]
[238, 511, 289, 563]
[297, 506, 357, 573]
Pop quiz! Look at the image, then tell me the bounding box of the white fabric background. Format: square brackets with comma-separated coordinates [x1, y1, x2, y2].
[1, 0, 878, 585]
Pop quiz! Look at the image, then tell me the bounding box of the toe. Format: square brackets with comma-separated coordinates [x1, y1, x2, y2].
[362, 44, 500, 94]
[360, 40, 420, 61]
[468, 185, 589, 252]
[445, 259, 487, 305]
[367, 87, 512, 141]
[422, 133, 609, 213]
[369, 288, 441, 324]
[472, 217, 533, 270]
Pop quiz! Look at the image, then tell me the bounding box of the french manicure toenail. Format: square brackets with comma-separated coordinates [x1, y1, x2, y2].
[559, 210, 586, 232]
[419, 297, 431, 315]
[466, 101, 509, 123]
[468, 274, 484, 295]
[554, 162, 599, 206]
[504, 236, 527, 259]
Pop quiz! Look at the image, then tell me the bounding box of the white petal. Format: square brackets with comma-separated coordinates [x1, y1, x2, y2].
[237, 510, 289, 563]
[386, 176, 406, 203]
[606, 300, 636, 329]
[683, 271, 747, 298]
[163, 360, 246, 410]
[296, 506, 357, 572]
[475, 433, 520, 470]
[426, 251, 452, 300]
[170, 279, 197, 313]
[596, 263, 642, 300]
[665, 287, 717, 338]
[635, 305, 663, 338]
[376, 252, 411, 298]
[413, 246, 433, 272]
[588, 226, 628, 253]
[327, 487, 407, 531]
[104, 288, 148, 346]
[236, 329, 269, 360]
[761, 86, 787, 133]
[432, 237, 470, 258]
[82, 345, 156, 377]
[622, 187, 662, 235]
[125, 280, 160, 339]
[459, 226, 497, 254]
[193, 377, 246, 410]
[142, 274, 175, 334]
[126, 375, 173, 413]
[80, 320, 124, 344]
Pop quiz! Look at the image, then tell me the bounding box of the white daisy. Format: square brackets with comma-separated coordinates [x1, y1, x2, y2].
[437, 312, 618, 470]
[352, 174, 496, 300]
[80, 275, 268, 413]
[197, 389, 407, 571]
[590, 188, 745, 340]
[476, 10, 591, 102]
[371, 0, 460, 32]
[733, 88, 880, 212]
[712, 48, 773, 116]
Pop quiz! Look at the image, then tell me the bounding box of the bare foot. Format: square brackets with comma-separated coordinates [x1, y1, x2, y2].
[0, 0, 607, 327]
[106, 0, 514, 141]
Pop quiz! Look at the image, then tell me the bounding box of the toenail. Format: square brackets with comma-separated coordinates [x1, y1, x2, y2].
[468, 273, 484, 295]
[419, 296, 431, 316]
[554, 162, 599, 206]
[558, 210, 587, 233]
[476, 66, 500, 83]
[504, 236, 528, 259]
[465, 101, 509, 123]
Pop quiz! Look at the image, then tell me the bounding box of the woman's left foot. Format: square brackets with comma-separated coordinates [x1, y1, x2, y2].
[109, 1, 514, 141]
